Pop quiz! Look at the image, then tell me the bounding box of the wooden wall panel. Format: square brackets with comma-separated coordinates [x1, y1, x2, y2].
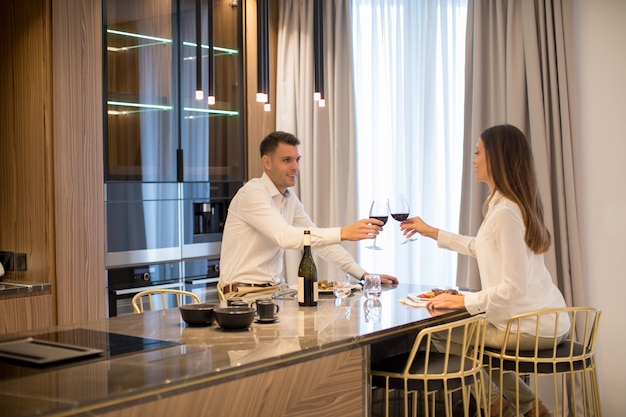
[0, 0, 55, 287]
[0, 295, 54, 334]
[0, 0, 57, 331]
[52, 0, 106, 323]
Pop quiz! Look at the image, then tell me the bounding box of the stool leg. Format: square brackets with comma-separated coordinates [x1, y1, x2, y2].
[384, 379, 390, 417]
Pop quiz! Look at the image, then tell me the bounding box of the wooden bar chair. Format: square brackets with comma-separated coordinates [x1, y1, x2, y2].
[483, 307, 601, 417]
[216, 284, 226, 301]
[131, 289, 201, 314]
[371, 314, 488, 417]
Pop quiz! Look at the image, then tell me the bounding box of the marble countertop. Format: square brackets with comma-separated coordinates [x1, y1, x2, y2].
[0, 283, 468, 416]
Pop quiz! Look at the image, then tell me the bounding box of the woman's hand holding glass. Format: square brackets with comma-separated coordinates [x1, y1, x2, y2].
[388, 194, 417, 244]
[399, 216, 440, 241]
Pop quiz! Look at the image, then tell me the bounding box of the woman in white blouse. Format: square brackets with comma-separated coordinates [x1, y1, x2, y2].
[400, 124, 569, 417]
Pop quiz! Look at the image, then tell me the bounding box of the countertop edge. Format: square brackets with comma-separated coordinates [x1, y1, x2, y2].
[0, 281, 52, 300]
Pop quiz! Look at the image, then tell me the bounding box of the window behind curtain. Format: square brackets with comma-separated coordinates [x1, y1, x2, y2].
[352, 0, 467, 286]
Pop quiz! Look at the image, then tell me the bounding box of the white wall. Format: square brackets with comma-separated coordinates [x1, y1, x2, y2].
[575, 0, 626, 414]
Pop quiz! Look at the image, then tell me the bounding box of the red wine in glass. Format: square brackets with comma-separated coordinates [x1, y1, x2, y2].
[370, 215, 389, 225]
[391, 213, 409, 221]
[388, 194, 417, 244]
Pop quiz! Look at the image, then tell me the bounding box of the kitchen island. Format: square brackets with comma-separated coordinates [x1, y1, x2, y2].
[0, 284, 469, 417]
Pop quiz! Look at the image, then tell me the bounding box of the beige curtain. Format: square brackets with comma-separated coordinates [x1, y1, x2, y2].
[275, 0, 358, 284]
[458, 0, 585, 308]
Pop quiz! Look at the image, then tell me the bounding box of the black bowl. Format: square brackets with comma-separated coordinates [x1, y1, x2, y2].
[179, 303, 218, 326]
[214, 306, 256, 330]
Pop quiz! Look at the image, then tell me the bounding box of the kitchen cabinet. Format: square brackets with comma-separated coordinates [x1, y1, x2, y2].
[1, 0, 275, 328]
[105, 0, 245, 183]
[103, 0, 247, 316]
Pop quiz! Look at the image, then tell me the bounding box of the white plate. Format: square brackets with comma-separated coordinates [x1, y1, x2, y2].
[407, 290, 467, 303]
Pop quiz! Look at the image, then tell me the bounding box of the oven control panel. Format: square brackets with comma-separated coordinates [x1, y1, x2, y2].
[107, 263, 181, 289]
[133, 266, 152, 282]
[206, 259, 220, 278]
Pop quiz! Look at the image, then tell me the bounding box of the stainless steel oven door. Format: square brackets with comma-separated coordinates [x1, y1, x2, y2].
[183, 258, 220, 303]
[107, 262, 183, 317]
[109, 282, 184, 316]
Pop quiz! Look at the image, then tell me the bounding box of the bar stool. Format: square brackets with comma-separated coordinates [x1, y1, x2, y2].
[371, 314, 488, 417]
[483, 307, 601, 417]
[217, 284, 226, 301]
[131, 289, 201, 313]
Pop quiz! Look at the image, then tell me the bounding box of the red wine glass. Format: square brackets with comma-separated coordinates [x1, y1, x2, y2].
[366, 199, 388, 250]
[388, 194, 417, 244]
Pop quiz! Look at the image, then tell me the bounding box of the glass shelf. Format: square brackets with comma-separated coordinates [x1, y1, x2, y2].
[181, 41, 239, 57]
[106, 29, 173, 50]
[106, 29, 239, 57]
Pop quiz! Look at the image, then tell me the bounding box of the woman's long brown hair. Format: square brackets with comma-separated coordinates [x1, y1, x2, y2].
[480, 125, 551, 254]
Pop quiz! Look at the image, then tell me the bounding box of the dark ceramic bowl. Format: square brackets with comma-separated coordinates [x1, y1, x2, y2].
[214, 306, 256, 330]
[179, 303, 218, 326]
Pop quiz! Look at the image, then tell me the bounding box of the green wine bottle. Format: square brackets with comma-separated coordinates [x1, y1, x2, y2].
[298, 230, 318, 306]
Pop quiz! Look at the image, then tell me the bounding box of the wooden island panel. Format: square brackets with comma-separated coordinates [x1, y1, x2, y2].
[98, 347, 365, 417]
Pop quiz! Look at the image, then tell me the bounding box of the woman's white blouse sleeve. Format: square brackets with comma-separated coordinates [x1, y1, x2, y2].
[437, 229, 477, 258]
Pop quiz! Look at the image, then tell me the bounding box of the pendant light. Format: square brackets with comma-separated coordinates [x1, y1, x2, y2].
[256, 0, 270, 111]
[207, 0, 215, 105]
[313, 0, 325, 107]
[195, 0, 204, 100]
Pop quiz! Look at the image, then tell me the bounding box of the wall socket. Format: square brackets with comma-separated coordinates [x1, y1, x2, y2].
[15, 253, 27, 271]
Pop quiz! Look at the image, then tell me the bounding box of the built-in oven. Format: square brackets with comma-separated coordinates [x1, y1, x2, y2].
[104, 181, 240, 316]
[107, 262, 182, 317]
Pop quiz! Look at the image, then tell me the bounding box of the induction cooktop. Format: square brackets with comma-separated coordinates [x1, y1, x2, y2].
[0, 328, 179, 379]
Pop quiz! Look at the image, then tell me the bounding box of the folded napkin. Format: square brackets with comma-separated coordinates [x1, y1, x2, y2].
[399, 297, 428, 308]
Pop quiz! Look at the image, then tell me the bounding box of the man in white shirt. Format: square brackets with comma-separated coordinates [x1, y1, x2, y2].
[219, 131, 397, 297]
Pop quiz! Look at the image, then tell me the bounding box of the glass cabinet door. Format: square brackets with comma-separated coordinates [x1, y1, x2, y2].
[179, 0, 244, 183]
[104, 0, 244, 183]
[105, 0, 176, 182]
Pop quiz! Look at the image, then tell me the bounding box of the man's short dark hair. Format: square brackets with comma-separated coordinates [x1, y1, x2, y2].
[260, 131, 300, 157]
